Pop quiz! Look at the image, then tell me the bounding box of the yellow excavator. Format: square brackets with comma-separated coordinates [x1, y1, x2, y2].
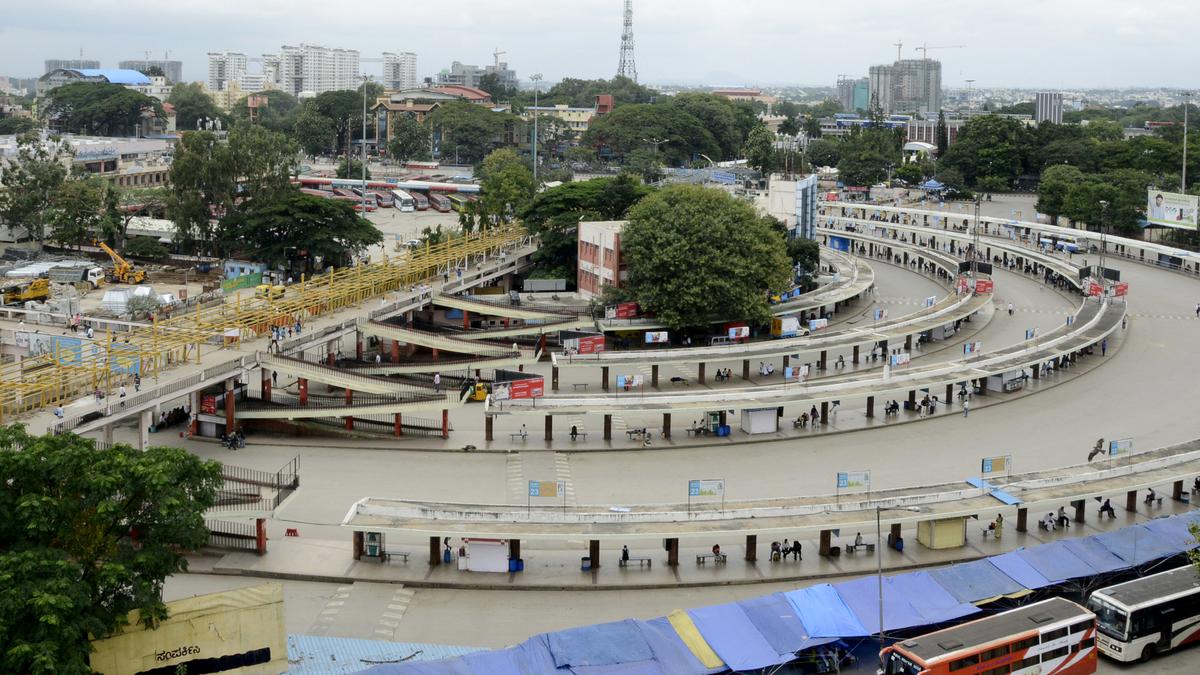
[94, 240, 146, 284]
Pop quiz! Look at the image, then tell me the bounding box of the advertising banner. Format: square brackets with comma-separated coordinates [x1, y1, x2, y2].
[14, 331, 29, 349]
[688, 479, 725, 498]
[221, 272, 262, 293]
[1146, 189, 1199, 229]
[109, 342, 141, 375]
[644, 331, 669, 344]
[981, 455, 1012, 475]
[506, 377, 544, 399]
[605, 302, 640, 319]
[616, 374, 643, 390]
[808, 318, 829, 331]
[528, 480, 563, 497]
[974, 279, 994, 294]
[1087, 281, 1103, 297]
[28, 333, 54, 358]
[52, 335, 86, 366]
[562, 334, 606, 355]
[727, 326, 750, 339]
[873, 308, 888, 321]
[1114, 282, 1129, 297]
[924, 296, 937, 307]
[200, 394, 217, 415]
[1109, 439, 1133, 456]
[963, 341, 983, 355]
[890, 352, 910, 367]
[836, 471, 871, 490]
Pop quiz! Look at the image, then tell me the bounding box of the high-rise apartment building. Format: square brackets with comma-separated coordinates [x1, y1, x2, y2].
[207, 52, 248, 92]
[437, 60, 518, 91]
[118, 59, 183, 83]
[868, 58, 942, 116]
[278, 44, 360, 96]
[1035, 92, 1063, 124]
[836, 76, 870, 113]
[45, 58, 99, 74]
[382, 52, 418, 91]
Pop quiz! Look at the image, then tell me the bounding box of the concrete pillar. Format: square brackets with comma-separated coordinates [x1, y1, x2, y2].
[391, 340, 400, 362]
[353, 531, 364, 560]
[138, 409, 152, 450]
[394, 413, 403, 437]
[905, 334, 913, 351]
[189, 391, 200, 436]
[463, 309, 470, 330]
[356, 335, 363, 361]
[651, 364, 659, 388]
[1126, 490, 1138, 512]
[889, 523, 902, 548]
[1032, 364, 1040, 380]
[326, 342, 335, 366]
[441, 409, 449, 439]
[589, 540, 600, 569]
[552, 366, 559, 392]
[852, 345, 860, 364]
[819, 530, 832, 556]
[262, 368, 272, 403]
[819, 350, 827, 370]
[1073, 499, 1086, 523]
[945, 384, 953, 403]
[666, 538, 679, 566]
[1173, 480, 1185, 502]
[601, 366, 609, 391]
[783, 355, 790, 368]
[345, 388, 354, 431]
[603, 415, 612, 440]
[432, 348, 439, 362]
[745, 534, 757, 562]
[485, 415, 493, 442]
[742, 359, 751, 380]
[225, 378, 236, 431]
[256, 518, 267, 555]
[719, 410, 727, 427]
[820, 401, 829, 425]
[298, 378, 308, 406]
[1016, 507, 1028, 533]
[907, 390, 916, 408]
[429, 536, 441, 566]
[509, 539, 520, 563]
[662, 413, 671, 439]
[698, 362, 706, 384]
[544, 415, 553, 441]
[976, 379, 987, 396]
[866, 396, 875, 418]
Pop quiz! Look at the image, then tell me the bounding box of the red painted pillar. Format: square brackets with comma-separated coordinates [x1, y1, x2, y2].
[256, 518, 267, 555]
[345, 388, 354, 430]
[441, 409, 449, 439]
[391, 340, 400, 363]
[394, 413, 403, 437]
[261, 368, 272, 403]
[463, 310, 470, 330]
[355, 334, 363, 360]
[299, 378, 308, 406]
[432, 347, 439, 361]
[224, 379, 236, 431]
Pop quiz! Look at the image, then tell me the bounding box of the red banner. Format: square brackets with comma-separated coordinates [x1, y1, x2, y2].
[1114, 282, 1129, 297]
[578, 335, 606, 354]
[1087, 281, 1103, 297]
[974, 279, 994, 294]
[507, 377, 545, 399]
[200, 394, 217, 415]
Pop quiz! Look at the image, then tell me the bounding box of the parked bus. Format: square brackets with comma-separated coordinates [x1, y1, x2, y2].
[333, 188, 357, 199]
[1088, 565, 1200, 663]
[409, 191, 429, 211]
[390, 189, 416, 212]
[428, 192, 451, 213]
[447, 193, 470, 213]
[371, 191, 394, 208]
[405, 160, 439, 171]
[879, 597, 1097, 675]
[331, 195, 375, 212]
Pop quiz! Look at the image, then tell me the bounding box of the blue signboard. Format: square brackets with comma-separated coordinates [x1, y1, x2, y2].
[51, 336, 85, 366]
[528, 480, 540, 497]
[110, 342, 141, 375]
[688, 480, 700, 497]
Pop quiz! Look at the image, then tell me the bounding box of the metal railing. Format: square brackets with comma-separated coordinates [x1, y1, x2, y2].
[204, 518, 259, 552]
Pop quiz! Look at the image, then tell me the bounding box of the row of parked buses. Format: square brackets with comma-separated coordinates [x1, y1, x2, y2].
[293, 177, 473, 214]
[878, 565, 1200, 674]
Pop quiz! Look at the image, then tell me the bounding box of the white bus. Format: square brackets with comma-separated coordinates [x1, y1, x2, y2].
[1088, 565, 1200, 663]
[390, 189, 416, 212]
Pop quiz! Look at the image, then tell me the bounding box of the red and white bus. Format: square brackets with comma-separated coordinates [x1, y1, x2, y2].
[428, 193, 451, 213]
[371, 190, 394, 208]
[1087, 565, 1200, 663]
[405, 160, 439, 171]
[879, 598, 1097, 675]
[410, 191, 429, 211]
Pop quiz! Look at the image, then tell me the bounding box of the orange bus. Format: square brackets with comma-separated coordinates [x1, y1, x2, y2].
[879, 597, 1097, 675]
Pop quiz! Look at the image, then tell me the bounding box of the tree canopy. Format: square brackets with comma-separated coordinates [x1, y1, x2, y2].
[167, 82, 226, 131]
[230, 89, 300, 134]
[221, 189, 382, 271]
[581, 103, 720, 165]
[0, 133, 72, 243]
[835, 125, 903, 186]
[426, 100, 515, 165]
[42, 82, 162, 136]
[0, 426, 221, 673]
[542, 76, 657, 108]
[621, 184, 792, 330]
[477, 148, 534, 226]
[386, 114, 432, 163]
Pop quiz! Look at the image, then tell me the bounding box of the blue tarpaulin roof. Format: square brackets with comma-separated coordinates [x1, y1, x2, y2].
[785, 584, 869, 638]
[1141, 512, 1200, 550]
[637, 617, 725, 675]
[832, 572, 979, 634]
[989, 551, 1054, 589]
[930, 559, 1027, 603]
[738, 593, 836, 655]
[688, 604, 791, 671]
[920, 179, 946, 190]
[1017, 541, 1097, 583]
[549, 620, 654, 668]
[1093, 525, 1182, 565]
[1061, 538, 1129, 575]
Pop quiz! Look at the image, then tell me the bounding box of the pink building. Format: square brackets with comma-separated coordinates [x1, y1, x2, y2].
[576, 220, 627, 299]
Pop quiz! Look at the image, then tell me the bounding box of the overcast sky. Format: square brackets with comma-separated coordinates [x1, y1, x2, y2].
[2, 0, 1196, 89]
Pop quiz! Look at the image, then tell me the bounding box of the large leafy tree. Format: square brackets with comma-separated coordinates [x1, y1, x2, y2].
[221, 189, 382, 271]
[1036, 164, 1085, 225]
[0, 426, 221, 673]
[836, 126, 902, 186]
[294, 101, 337, 156]
[543, 76, 657, 108]
[939, 115, 1030, 187]
[621, 184, 791, 330]
[48, 177, 105, 249]
[0, 132, 72, 243]
[167, 82, 226, 131]
[311, 90, 365, 155]
[425, 100, 513, 165]
[42, 82, 162, 136]
[806, 139, 841, 168]
[581, 103, 719, 166]
[744, 124, 776, 174]
[478, 148, 534, 225]
[230, 89, 300, 134]
[669, 93, 744, 159]
[386, 114, 432, 162]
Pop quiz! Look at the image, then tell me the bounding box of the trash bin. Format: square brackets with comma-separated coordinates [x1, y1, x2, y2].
[517, 558, 524, 572]
[580, 556, 591, 571]
[509, 558, 520, 572]
[443, 549, 453, 564]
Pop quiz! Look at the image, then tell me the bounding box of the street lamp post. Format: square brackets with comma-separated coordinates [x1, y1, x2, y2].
[1182, 91, 1191, 191]
[1098, 200, 1109, 286]
[530, 73, 543, 187]
[877, 505, 922, 669]
[971, 195, 982, 277]
[361, 75, 370, 217]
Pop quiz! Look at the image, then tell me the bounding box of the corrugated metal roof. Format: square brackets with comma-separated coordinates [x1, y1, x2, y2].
[287, 634, 482, 674]
[73, 69, 151, 85]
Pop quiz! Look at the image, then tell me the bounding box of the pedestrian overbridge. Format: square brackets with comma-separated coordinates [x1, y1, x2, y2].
[357, 319, 536, 361]
[259, 353, 420, 396]
[432, 294, 581, 323]
[235, 393, 460, 420]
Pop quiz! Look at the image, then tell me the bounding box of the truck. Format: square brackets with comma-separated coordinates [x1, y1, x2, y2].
[94, 240, 146, 284]
[48, 266, 105, 289]
[770, 316, 803, 338]
[2, 278, 50, 305]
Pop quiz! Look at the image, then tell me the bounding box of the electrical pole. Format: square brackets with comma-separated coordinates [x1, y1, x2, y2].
[1183, 91, 1191, 191]
[531, 73, 542, 187]
[1098, 200, 1109, 288]
[361, 76, 369, 217]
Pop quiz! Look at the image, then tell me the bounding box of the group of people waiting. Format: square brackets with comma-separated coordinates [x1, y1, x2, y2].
[713, 368, 734, 381]
[770, 538, 803, 562]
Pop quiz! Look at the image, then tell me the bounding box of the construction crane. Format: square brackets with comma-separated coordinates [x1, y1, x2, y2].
[493, 48, 507, 68]
[93, 240, 146, 284]
[892, 39, 904, 62]
[915, 43, 965, 59]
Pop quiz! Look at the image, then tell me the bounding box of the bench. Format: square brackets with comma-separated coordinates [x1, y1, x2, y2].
[686, 428, 706, 437]
[696, 553, 727, 565]
[1146, 496, 1164, 507]
[509, 433, 529, 442]
[670, 377, 689, 386]
[381, 551, 410, 563]
[285, 528, 300, 537]
[569, 431, 589, 441]
[619, 556, 652, 568]
[846, 542, 876, 553]
[572, 383, 589, 391]
[626, 429, 652, 440]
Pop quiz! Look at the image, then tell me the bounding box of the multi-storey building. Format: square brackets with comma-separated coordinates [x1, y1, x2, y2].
[118, 59, 183, 83]
[576, 220, 626, 299]
[44, 58, 99, 74]
[382, 52, 418, 91]
[278, 44, 360, 96]
[207, 52, 248, 92]
[1035, 92, 1063, 124]
[869, 58, 942, 116]
[437, 60, 518, 91]
[836, 76, 870, 113]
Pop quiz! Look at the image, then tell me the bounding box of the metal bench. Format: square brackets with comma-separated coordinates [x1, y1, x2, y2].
[670, 377, 689, 386]
[686, 428, 706, 437]
[381, 551, 410, 563]
[569, 432, 589, 441]
[509, 433, 528, 442]
[696, 553, 727, 565]
[572, 383, 589, 391]
[846, 542, 876, 553]
[619, 556, 652, 568]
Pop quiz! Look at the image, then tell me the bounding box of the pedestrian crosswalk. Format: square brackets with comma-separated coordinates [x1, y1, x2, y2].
[554, 453, 577, 506]
[505, 453, 525, 504]
[373, 586, 416, 640]
[307, 584, 353, 636]
[1129, 313, 1194, 321]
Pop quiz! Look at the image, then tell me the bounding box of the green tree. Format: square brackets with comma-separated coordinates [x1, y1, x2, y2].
[0, 426, 221, 673]
[42, 82, 162, 136]
[336, 157, 370, 180]
[48, 177, 104, 249]
[837, 126, 901, 186]
[778, 116, 800, 137]
[230, 90, 299, 134]
[386, 114, 432, 162]
[311, 90, 365, 154]
[670, 93, 745, 159]
[167, 82, 226, 131]
[228, 124, 298, 202]
[581, 103, 719, 165]
[478, 148, 534, 226]
[543, 76, 657, 108]
[478, 73, 516, 102]
[520, 175, 650, 275]
[294, 102, 337, 156]
[425, 100, 512, 165]
[806, 139, 840, 168]
[621, 184, 791, 330]
[802, 115, 822, 139]
[935, 111, 949, 157]
[123, 235, 169, 258]
[744, 124, 777, 174]
[0, 132, 72, 243]
[1036, 164, 1084, 224]
[894, 162, 925, 185]
[221, 190, 382, 271]
[0, 116, 37, 134]
[939, 115, 1030, 187]
[624, 148, 663, 183]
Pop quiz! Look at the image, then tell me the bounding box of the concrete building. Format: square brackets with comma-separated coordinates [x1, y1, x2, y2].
[44, 58, 99, 74]
[1035, 92, 1063, 125]
[767, 174, 819, 239]
[836, 77, 870, 113]
[577, 220, 626, 299]
[279, 44, 360, 96]
[437, 60, 517, 91]
[118, 59, 183, 83]
[130, 75, 173, 102]
[383, 52, 418, 92]
[207, 52, 248, 92]
[522, 103, 595, 134]
[905, 117, 965, 148]
[711, 88, 779, 107]
[37, 68, 150, 96]
[869, 59, 942, 116]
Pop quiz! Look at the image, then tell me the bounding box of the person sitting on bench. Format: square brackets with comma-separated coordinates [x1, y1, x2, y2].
[1099, 498, 1117, 518]
[1040, 512, 1056, 531]
[1194, 476, 1200, 492]
[570, 425, 579, 441]
[770, 541, 782, 562]
[1056, 506, 1070, 529]
[1144, 487, 1157, 504]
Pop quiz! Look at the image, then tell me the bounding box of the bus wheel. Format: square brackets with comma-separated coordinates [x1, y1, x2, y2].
[1140, 645, 1157, 662]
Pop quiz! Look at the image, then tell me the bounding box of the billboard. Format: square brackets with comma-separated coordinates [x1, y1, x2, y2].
[644, 331, 670, 344]
[981, 455, 1012, 475]
[605, 302, 640, 319]
[1146, 189, 1199, 229]
[562, 334, 606, 354]
[497, 377, 544, 400]
[808, 318, 829, 331]
[727, 326, 750, 339]
[890, 352, 910, 367]
[836, 470, 871, 490]
[688, 479, 725, 497]
[974, 279, 994, 294]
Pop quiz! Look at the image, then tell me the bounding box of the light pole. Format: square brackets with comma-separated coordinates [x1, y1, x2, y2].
[1098, 200, 1109, 286]
[1182, 91, 1191, 190]
[971, 194, 982, 277]
[530, 73, 543, 186]
[361, 75, 370, 216]
[877, 505, 922, 669]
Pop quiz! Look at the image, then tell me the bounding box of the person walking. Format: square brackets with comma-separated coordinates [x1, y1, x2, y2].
[1007, 302, 1014, 316]
[1101, 339, 1107, 356]
[433, 372, 442, 392]
[962, 398, 969, 418]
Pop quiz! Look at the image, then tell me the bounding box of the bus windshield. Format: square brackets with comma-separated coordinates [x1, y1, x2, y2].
[883, 651, 924, 675]
[1087, 596, 1127, 641]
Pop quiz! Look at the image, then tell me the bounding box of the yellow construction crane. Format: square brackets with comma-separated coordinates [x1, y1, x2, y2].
[93, 240, 146, 284]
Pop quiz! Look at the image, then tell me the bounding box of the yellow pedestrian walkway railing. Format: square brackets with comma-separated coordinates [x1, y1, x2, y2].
[0, 226, 526, 421]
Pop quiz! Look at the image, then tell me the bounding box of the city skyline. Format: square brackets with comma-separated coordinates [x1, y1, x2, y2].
[1, 0, 1197, 89]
